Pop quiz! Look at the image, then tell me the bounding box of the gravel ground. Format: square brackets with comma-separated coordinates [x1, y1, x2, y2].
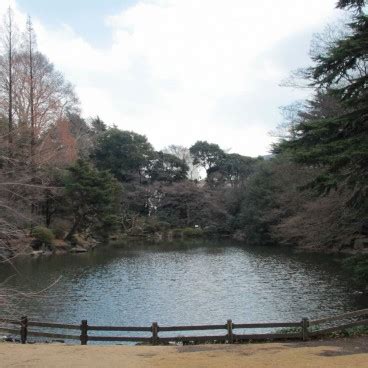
[0, 336, 367, 368]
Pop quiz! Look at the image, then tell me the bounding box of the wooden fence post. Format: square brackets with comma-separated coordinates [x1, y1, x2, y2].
[80, 320, 88, 345]
[227, 319, 234, 343]
[20, 316, 28, 344]
[152, 322, 158, 345]
[301, 318, 309, 341]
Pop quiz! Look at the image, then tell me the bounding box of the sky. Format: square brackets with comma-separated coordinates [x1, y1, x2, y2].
[1, 0, 342, 156]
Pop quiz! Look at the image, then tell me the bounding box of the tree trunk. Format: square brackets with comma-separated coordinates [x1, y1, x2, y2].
[26, 16, 36, 169]
[65, 216, 82, 241]
[8, 7, 13, 156]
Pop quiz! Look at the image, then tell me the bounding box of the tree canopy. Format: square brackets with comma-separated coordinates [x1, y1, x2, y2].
[336, 0, 366, 11]
[63, 159, 121, 240]
[147, 152, 189, 183]
[276, 12, 368, 207]
[189, 141, 226, 174]
[2, 1, 368, 288]
[92, 128, 154, 182]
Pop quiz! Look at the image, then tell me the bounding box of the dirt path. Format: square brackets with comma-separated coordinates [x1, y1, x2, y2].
[0, 337, 367, 368]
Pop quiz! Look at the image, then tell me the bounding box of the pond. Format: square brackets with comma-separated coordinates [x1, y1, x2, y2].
[0, 240, 367, 335]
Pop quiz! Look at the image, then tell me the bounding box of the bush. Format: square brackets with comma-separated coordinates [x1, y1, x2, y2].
[52, 227, 66, 240]
[127, 226, 144, 237]
[142, 219, 171, 234]
[203, 225, 218, 236]
[171, 228, 183, 238]
[50, 219, 70, 238]
[32, 226, 55, 246]
[182, 227, 204, 238]
[278, 325, 368, 338]
[142, 222, 157, 234]
[157, 221, 171, 231]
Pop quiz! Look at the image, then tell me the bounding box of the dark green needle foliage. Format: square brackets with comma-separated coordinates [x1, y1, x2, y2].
[277, 11, 368, 210]
[337, 0, 366, 11]
[63, 159, 121, 240]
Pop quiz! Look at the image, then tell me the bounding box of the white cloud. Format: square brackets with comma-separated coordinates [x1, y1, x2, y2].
[2, 0, 341, 156]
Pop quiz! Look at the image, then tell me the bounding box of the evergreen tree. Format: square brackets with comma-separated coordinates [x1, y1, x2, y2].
[231, 163, 277, 245]
[277, 12, 368, 208]
[91, 128, 154, 182]
[147, 152, 189, 183]
[190, 141, 226, 176]
[64, 159, 121, 240]
[336, 0, 366, 11]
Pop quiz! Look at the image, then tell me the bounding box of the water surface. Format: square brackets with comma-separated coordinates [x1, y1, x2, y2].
[0, 240, 366, 332]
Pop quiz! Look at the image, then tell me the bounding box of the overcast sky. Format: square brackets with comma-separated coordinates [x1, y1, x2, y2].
[1, 0, 342, 156]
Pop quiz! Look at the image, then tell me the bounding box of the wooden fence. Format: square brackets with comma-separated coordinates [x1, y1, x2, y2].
[0, 309, 367, 345]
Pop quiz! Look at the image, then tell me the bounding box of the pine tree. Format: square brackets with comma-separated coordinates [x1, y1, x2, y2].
[336, 0, 366, 11]
[64, 160, 121, 240]
[277, 10, 368, 207]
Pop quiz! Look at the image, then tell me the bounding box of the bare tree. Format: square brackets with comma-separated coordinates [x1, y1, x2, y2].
[281, 16, 352, 89]
[270, 101, 305, 140]
[0, 7, 18, 161]
[0, 12, 79, 316]
[0, 12, 79, 243]
[4, 18, 80, 167]
[25, 16, 36, 166]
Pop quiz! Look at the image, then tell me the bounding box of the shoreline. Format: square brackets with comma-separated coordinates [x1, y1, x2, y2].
[19, 236, 368, 259]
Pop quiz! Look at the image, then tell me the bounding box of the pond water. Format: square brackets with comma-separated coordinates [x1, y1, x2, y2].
[0, 240, 367, 337]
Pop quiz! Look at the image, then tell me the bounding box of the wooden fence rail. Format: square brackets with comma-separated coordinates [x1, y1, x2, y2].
[1, 309, 367, 345]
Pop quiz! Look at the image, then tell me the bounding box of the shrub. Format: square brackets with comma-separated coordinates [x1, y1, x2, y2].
[203, 225, 218, 236]
[50, 219, 70, 238]
[182, 227, 204, 238]
[52, 227, 66, 240]
[157, 221, 171, 231]
[127, 226, 144, 237]
[142, 222, 157, 234]
[278, 325, 368, 338]
[32, 226, 55, 246]
[172, 228, 183, 238]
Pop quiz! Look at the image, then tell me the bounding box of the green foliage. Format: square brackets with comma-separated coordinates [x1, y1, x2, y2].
[90, 116, 107, 135]
[190, 141, 226, 174]
[67, 113, 91, 139]
[170, 227, 204, 238]
[218, 154, 258, 186]
[278, 324, 368, 338]
[190, 141, 258, 188]
[143, 218, 172, 233]
[32, 226, 55, 245]
[336, 0, 365, 11]
[336, 325, 368, 337]
[171, 228, 184, 238]
[229, 162, 277, 245]
[51, 227, 65, 240]
[203, 225, 219, 236]
[92, 128, 154, 182]
[63, 159, 121, 240]
[155, 181, 228, 230]
[4, 0, 368, 259]
[127, 226, 144, 237]
[148, 152, 189, 183]
[182, 227, 204, 237]
[276, 14, 368, 210]
[157, 221, 171, 231]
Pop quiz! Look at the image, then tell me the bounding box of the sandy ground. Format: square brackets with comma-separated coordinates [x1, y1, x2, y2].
[0, 337, 367, 368]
